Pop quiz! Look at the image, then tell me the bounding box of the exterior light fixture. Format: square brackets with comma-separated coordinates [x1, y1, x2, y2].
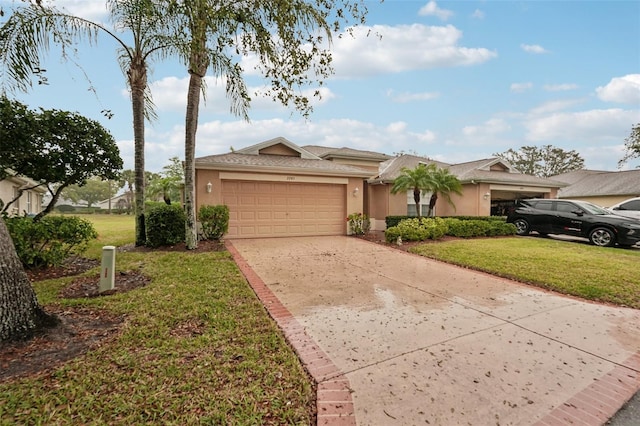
[206, 181, 212, 193]
[483, 192, 490, 200]
[353, 187, 359, 197]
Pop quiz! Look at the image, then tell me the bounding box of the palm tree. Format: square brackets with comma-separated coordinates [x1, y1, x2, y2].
[0, 0, 171, 246]
[426, 166, 463, 217]
[390, 163, 437, 217]
[165, 0, 367, 249]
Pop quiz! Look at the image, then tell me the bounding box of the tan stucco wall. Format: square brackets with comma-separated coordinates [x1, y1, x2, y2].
[437, 183, 491, 217]
[0, 180, 43, 216]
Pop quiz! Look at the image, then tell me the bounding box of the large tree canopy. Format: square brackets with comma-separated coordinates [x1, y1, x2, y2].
[493, 145, 585, 178]
[0, 96, 123, 219]
[619, 123, 640, 169]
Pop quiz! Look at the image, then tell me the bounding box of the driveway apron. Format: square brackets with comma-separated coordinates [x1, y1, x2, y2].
[227, 236, 640, 426]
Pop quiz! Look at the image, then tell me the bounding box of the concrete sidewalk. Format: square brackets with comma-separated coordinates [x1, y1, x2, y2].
[227, 236, 640, 426]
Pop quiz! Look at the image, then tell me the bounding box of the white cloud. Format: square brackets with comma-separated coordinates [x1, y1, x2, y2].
[471, 9, 485, 20]
[543, 83, 578, 92]
[40, 0, 108, 21]
[462, 118, 510, 137]
[524, 108, 639, 142]
[529, 99, 584, 115]
[520, 44, 549, 54]
[596, 74, 640, 104]
[331, 24, 497, 78]
[510, 82, 533, 93]
[386, 90, 440, 103]
[418, 1, 454, 21]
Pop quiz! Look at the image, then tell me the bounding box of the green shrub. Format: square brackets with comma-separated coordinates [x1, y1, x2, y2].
[443, 218, 516, 238]
[56, 204, 75, 213]
[386, 215, 412, 228]
[5, 215, 98, 268]
[347, 212, 370, 235]
[384, 217, 449, 243]
[145, 204, 186, 248]
[198, 204, 230, 240]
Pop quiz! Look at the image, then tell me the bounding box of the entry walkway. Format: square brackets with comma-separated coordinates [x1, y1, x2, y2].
[227, 236, 640, 425]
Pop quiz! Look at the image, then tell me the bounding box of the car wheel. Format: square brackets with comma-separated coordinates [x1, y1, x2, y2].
[589, 227, 615, 247]
[513, 219, 530, 236]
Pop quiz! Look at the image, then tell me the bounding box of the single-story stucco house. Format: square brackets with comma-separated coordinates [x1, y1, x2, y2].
[0, 171, 46, 216]
[194, 137, 565, 238]
[553, 169, 640, 208]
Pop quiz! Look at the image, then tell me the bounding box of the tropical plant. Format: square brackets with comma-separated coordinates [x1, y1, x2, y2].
[390, 163, 437, 217]
[347, 212, 370, 235]
[426, 166, 463, 217]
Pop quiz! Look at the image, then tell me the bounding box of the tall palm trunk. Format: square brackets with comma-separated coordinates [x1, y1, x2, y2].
[184, 36, 207, 250]
[414, 188, 422, 218]
[130, 57, 147, 246]
[0, 218, 58, 342]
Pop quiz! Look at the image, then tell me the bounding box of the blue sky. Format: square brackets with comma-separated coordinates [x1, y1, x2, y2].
[2, 0, 639, 173]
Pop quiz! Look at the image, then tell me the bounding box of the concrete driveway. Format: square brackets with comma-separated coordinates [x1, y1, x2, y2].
[227, 236, 640, 426]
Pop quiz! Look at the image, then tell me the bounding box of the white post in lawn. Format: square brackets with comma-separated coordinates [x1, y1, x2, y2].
[99, 246, 116, 292]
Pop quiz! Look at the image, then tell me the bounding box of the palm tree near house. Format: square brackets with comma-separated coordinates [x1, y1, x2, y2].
[390, 163, 437, 218]
[426, 166, 463, 217]
[0, 0, 171, 246]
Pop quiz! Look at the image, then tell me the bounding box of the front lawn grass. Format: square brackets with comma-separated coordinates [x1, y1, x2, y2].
[410, 236, 640, 309]
[0, 214, 315, 425]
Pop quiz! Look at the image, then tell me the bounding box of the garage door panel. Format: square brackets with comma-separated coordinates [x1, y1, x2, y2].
[222, 180, 345, 238]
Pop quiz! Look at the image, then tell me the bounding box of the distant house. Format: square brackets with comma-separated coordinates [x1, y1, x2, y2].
[553, 169, 640, 207]
[96, 192, 133, 213]
[0, 171, 46, 216]
[192, 137, 566, 238]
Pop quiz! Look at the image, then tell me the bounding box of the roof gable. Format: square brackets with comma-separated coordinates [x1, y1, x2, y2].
[236, 137, 320, 160]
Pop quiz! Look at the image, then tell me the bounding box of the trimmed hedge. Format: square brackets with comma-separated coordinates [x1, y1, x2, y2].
[145, 204, 186, 248]
[5, 215, 98, 268]
[384, 216, 516, 243]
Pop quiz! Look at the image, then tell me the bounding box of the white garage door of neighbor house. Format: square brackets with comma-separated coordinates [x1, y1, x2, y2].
[222, 181, 346, 238]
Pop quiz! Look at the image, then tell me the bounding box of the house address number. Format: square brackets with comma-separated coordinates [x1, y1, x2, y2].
[286, 176, 296, 181]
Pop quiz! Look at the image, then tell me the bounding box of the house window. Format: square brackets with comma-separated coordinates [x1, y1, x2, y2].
[26, 191, 32, 213]
[406, 191, 432, 217]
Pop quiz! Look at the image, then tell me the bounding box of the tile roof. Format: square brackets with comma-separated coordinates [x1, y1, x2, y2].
[369, 155, 564, 188]
[195, 152, 373, 177]
[555, 169, 640, 197]
[302, 145, 392, 161]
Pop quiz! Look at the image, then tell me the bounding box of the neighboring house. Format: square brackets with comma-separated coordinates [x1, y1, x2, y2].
[96, 192, 133, 212]
[553, 169, 640, 208]
[194, 137, 566, 238]
[367, 156, 565, 230]
[0, 172, 46, 216]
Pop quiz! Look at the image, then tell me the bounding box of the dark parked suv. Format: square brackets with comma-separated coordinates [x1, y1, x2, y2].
[507, 199, 640, 247]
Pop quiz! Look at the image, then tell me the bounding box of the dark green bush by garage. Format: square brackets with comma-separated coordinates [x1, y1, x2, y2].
[145, 204, 186, 248]
[198, 205, 229, 240]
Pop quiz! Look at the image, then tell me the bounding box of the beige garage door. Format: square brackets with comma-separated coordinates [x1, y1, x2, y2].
[222, 180, 346, 238]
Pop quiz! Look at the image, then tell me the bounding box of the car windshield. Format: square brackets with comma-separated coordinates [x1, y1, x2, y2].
[574, 201, 610, 215]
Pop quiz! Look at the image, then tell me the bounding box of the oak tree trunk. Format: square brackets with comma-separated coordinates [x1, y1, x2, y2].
[0, 218, 58, 342]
